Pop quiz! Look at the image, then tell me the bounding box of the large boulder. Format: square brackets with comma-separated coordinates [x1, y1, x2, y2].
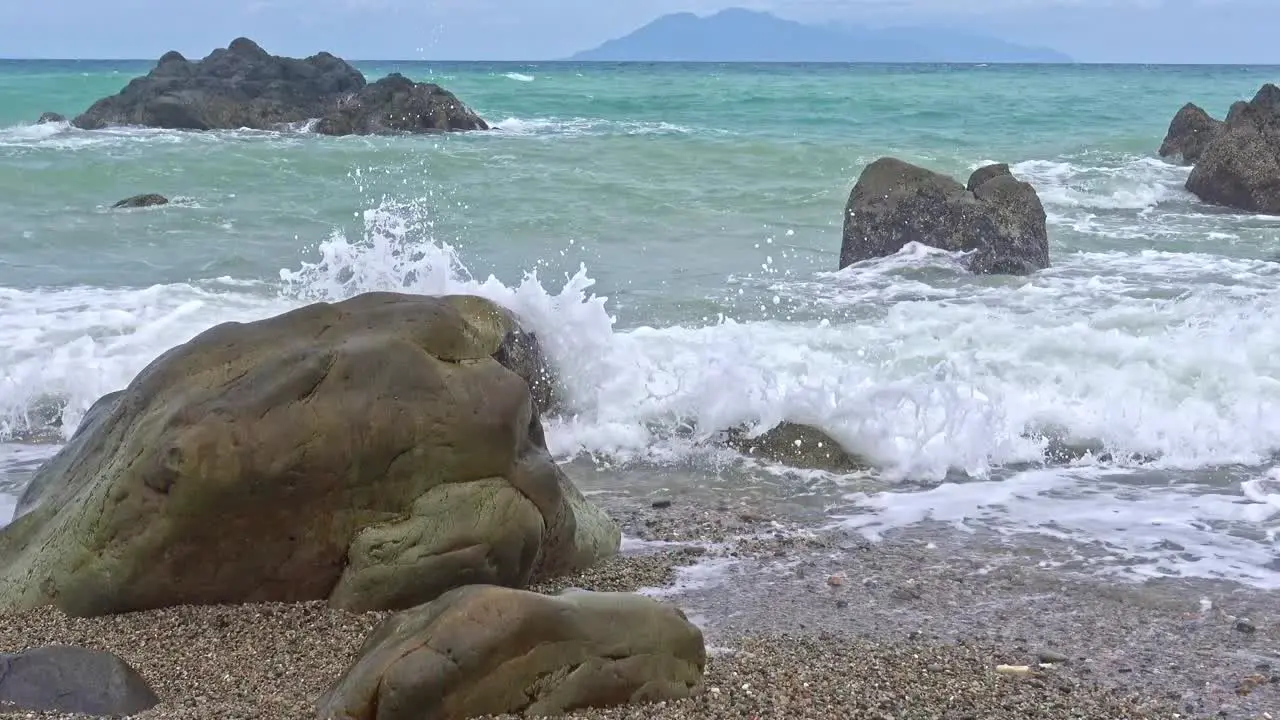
[840, 158, 1049, 275]
[0, 646, 159, 716]
[1185, 83, 1280, 213]
[0, 292, 617, 617]
[71, 38, 487, 135]
[316, 585, 706, 720]
[1158, 103, 1223, 164]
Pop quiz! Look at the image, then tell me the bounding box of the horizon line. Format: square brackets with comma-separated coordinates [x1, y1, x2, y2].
[2, 58, 1280, 67]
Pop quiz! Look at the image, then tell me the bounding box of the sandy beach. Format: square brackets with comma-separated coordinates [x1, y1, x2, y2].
[2, 500, 1275, 720]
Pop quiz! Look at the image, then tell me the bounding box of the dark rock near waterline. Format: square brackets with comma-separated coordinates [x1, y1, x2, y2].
[725, 422, 864, 473]
[316, 585, 706, 720]
[111, 193, 168, 209]
[1184, 83, 1280, 213]
[0, 645, 159, 716]
[313, 73, 489, 135]
[71, 38, 486, 135]
[965, 162, 1012, 192]
[1158, 103, 1223, 164]
[35, 112, 66, 125]
[840, 157, 1049, 275]
[0, 292, 617, 617]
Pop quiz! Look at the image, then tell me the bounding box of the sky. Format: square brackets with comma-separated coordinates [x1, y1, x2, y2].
[3, 0, 1279, 63]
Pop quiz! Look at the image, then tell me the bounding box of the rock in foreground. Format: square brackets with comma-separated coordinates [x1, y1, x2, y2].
[72, 38, 487, 135]
[1185, 83, 1280, 213]
[111, 193, 168, 209]
[1158, 102, 1223, 164]
[0, 292, 617, 617]
[317, 585, 706, 720]
[0, 645, 159, 716]
[840, 158, 1049, 275]
[35, 112, 65, 125]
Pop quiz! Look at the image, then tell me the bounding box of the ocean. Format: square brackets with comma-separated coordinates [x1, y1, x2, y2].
[1, 60, 1278, 590]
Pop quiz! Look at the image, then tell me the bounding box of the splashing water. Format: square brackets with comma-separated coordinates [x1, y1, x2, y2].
[2, 164, 1279, 587]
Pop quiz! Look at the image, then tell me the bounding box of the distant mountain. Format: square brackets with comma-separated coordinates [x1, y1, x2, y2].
[569, 8, 1072, 63]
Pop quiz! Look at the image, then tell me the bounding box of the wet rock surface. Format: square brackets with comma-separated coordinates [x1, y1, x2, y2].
[840, 157, 1050, 275]
[72, 38, 486, 135]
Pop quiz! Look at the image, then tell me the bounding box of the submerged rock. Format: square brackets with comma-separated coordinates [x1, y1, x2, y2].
[317, 585, 706, 720]
[72, 38, 486, 135]
[111, 193, 168, 208]
[0, 646, 159, 716]
[1185, 83, 1280, 213]
[1158, 103, 1223, 164]
[725, 422, 865, 474]
[840, 157, 1049, 275]
[36, 112, 66, 124]
[0, 292, 617, 617]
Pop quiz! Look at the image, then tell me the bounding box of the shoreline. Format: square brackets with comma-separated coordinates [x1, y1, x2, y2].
[3, 500, 1275, 719]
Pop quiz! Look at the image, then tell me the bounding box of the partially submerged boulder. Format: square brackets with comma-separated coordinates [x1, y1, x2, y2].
[72, 38, 487, 135]
[316, 585, 706, 720]
[36, 112, 65, 124]
[1184, 83, 1280, 213]
[0, 292, 617, 616]
[1158, 103, 1223, 164]
[725, 422, 864, 474]
[111, 193, 168, 209]
[314, 74, 488, 135]
[840, 158, 1049, 275]
[0, 646, 159, 716]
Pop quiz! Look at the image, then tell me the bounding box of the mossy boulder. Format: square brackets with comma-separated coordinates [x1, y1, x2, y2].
[0, 292, 617, 616]
[317, 585, 706, 720]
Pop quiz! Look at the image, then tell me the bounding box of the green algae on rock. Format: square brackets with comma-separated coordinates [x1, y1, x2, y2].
[0, 292, 618, 617]
[317, 585, 706, 720]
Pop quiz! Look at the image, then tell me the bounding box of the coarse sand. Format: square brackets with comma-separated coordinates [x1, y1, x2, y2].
[1, 505, 1276, 720]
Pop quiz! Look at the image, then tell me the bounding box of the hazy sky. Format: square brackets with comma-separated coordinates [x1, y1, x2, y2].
[4, 0, 1278, 63]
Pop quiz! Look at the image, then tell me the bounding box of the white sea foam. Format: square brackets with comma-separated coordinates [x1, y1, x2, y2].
[836, 467, 1280, 588]
[491, 116, 703, 137]
[2, 188, 1278, 584]
[503, 72, 535, 82]
[7, 197, 1280, 475]
[1006, 156, 1191, 211]
[0, 284, 290, 439]
[0, 122, 313, 152]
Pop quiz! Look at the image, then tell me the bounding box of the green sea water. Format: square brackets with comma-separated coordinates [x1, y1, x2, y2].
[1, 60, 1279, 586]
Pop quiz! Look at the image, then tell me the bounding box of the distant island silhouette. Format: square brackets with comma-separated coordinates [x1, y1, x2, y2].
[569, 8, 1072, 63]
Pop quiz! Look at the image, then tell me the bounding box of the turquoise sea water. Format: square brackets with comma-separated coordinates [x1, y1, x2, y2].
[1, 60, 1279, 586]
